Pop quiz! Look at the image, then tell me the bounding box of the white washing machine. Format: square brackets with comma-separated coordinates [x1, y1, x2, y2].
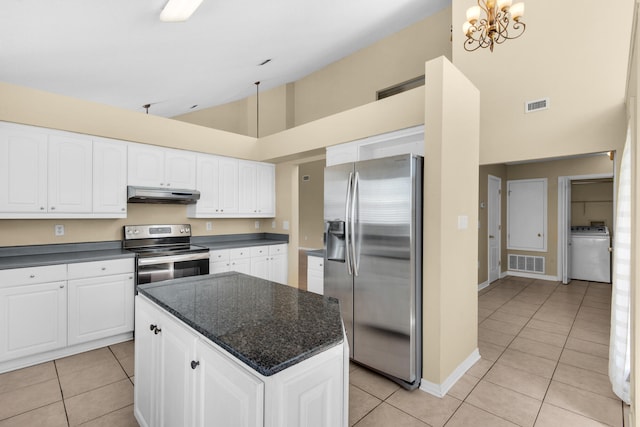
[570, 226, 611, 283]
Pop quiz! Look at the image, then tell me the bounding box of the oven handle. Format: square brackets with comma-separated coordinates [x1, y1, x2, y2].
[138, 252, 210, 266]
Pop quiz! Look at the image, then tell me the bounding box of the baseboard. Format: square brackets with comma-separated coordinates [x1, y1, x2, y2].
[500, 270, 508, 279]
[506, 271, 559, 282]
[477, 280, 490, 291]
[419, 348, 480, 398]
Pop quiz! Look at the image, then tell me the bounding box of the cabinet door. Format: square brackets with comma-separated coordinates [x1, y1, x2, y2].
[0, 124, 48, 213]
[128, 144, 165, 187]
[269, 255, 288, 285]
[194, 154, 219, 215]
[210, 261, 230, 274]
[48, 134, 93, 213]
[195, 341, 263, 427]
[230, 258, 251, 275]
[250, 256, 270, 281]
[68, 273, 134, 345]
[164, 149, 196, 189]
[218, 157, 239, 214]
[93, 138, 127, 215]
[238, 161, 257, 214]
[256, 163, 275, 216]
[134, 298, 159, 427]
[0, 281, 67, 362]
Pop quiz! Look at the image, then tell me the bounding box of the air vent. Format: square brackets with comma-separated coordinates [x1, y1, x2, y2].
[525, 98, 550, 113]
[302, 175, 310, 181]
[377, 75, 425, 100]
[508, 254, 545, 274]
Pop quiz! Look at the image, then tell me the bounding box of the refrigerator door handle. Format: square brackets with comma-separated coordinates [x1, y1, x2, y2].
[345, 172, 353, 275]
[352, 171, 359, 276]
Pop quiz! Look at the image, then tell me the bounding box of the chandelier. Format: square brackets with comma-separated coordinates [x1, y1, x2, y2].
[462, 0, 526, 52]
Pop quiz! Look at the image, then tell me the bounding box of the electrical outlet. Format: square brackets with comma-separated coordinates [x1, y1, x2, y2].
[54, 224, 65, 236]
[206, 221, 212, 231]
[254, 221, 260, 229]
[283, 220, 289, 230]
[271, 220, 276, 229]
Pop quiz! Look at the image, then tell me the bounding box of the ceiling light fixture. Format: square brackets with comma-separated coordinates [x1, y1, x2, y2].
[462, 0, 526, 52]
[160, 0, 204, 22]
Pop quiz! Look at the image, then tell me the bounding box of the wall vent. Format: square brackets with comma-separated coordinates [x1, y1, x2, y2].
[525, 98, 549, 113]
[508, 254, 545, 274]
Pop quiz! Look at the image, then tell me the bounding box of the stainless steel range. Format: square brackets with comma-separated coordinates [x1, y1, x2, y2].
[123, 224, 209, 285]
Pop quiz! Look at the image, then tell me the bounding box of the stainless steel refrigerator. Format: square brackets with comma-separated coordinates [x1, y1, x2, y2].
[324, 153, 422, 389]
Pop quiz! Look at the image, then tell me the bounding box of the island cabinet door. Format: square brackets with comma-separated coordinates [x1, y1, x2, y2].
[193, 340, 264, 427]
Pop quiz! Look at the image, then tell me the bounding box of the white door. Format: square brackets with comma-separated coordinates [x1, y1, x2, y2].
[0, 125, 48, 213]
[93, 139, 127, 214]
[559, 177, 572, 284]
[507, 179, 547, 251]
[164, 149, 196, 189]
[134, 299, 158, 427]
[48, 135, 93, 213]
[194, 341, 263, 427]
[488, 176, 501, 283]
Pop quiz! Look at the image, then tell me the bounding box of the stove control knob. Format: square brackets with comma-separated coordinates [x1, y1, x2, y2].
[180, 228, 185, 233]
[185, 227, 190, 233]
[134, 229, 139, 234]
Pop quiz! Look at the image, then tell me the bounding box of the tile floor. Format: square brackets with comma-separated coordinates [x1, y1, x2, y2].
[0, 276, 628, 426]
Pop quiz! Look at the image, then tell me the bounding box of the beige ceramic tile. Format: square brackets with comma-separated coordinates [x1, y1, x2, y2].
[354, 402, 428, 427]
[508, 337, 563, 361]
[484, 363, 551, 400]
[0, 401, 67, 427]
[478, 307, 495, 320]
[480, 318, 524, 336]
[466, 380, 541, 427]
[0, 378, 62, 421]
[569, 327, 609, 346]
[386, 388, 461, 427]
[59, 356, 127, 398]
[467, 359, 494, 379]
[55, 347, 116, 377]
[349, 385, 381, 426]
[518, 327, 567, 348]
[350, 361, 361, 373]
[581, 297, 612, 311]
[553, 363, 618, 400]
[118, 356, 135, 378]
[497, 301, 540, 318]
[478, 327, 516, 347]
[109, 340, 134, 361]
[532, 311, 575, 327]
[526, 319, 572, 336]
[0, 362, 57, 395]
[447, 373, 480, 401]
[544, 380, 622, 427]
[496, 349, 557, 379]
[559, 349, 608, 375]
[478, 340, 505, 362]
[78, 404, 138, 427]
[535, 403, 611, 427]
[564, 337, 609, 359]
[65, 378, 134, 426]
[489, 310, 531, 328]
[443, 403, 519, 427]
[349, 367, 400, 400]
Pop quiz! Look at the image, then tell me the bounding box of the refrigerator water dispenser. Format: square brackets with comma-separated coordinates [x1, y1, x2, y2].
[326, 221, 346, 262]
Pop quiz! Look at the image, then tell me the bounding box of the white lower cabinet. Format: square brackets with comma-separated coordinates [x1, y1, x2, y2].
[307, 255, 324, 295]
[210, 244, 288, 284]
[67, 259, 135, 346]
[135, 296, 346, 427]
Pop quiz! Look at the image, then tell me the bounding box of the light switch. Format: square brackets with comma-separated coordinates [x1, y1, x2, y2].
[205, 222, 212, 231]
[283, 220, 289, 230]
[254, 221, 260, 229]
[457, 215, 468, 230]
[55, 224, 65, 236]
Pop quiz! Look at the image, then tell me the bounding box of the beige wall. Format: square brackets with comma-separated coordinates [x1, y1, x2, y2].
[173, 6, 452, 136]
[478, 164, 507, 285]
[452, 0, 632, 165]
[571, 181, 614, 229]
[298, 160, 325, 250]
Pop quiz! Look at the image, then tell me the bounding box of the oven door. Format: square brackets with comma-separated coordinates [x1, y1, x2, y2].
[137, 252, 210, 285]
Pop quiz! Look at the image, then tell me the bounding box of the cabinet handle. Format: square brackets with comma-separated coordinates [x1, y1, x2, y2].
[150, 324, 161, 334]
[149, 324, 157, 331]
[29, 274, 35, 278]
[101, 267, 106, 271]
[220, 209, 223, 212]
[129, 276, 133, 280]
[40, 207, 45, 211]
[190, 360, 200, 370]
[51, 206, 56, 210]
[160, 183, 164, 186]
[121, 207, 125, 211]
[59, 285, 64, 289]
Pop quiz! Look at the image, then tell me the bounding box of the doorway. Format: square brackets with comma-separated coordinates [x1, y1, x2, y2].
[488, 175, 501, 284]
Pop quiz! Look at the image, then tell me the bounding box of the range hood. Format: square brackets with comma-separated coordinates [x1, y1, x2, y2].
[127, 186, 200, 204]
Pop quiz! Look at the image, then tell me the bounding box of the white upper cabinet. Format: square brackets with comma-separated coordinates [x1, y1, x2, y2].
[128, 143, 196, 189]
[187, 154, 238, 218]
[238, 161, 275, 217]
[0, 123, 48, 214]
[48, 134, 93, 214]
[93, 138, 127, 215]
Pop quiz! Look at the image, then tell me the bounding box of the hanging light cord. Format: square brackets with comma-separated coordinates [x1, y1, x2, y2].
[254, 81, 260, 138]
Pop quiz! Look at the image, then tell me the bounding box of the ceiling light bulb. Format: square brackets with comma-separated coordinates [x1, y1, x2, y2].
[466, 6, 481, 23]
[510, 2, 525, 21]
[497, 0, 512, 10]
[462, 22, 473, 37]
[160, 0, 204, 22]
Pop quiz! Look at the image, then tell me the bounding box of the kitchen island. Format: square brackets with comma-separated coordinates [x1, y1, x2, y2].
[135, 272, 348, 427]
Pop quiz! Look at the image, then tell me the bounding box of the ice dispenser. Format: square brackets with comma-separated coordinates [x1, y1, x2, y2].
[326, 220, 346, 262]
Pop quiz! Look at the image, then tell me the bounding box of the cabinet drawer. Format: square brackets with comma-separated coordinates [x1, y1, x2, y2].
[268, 244, 287, 256]
[0, 264, 67, 288]
[250, 246, 268, 257]
[229, 247, 250, 259]
[68, 258, 134, 280]
[307, 256, 324, 271]
[209, 249, 230, 263]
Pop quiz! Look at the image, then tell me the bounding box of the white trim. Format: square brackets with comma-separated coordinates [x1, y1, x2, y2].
[419, 349, 480, 398]
[487, 175, 502, 285]
[506, 271, 559, 282]
[478, 280, 490, 291]
[500, 270, 509, 279]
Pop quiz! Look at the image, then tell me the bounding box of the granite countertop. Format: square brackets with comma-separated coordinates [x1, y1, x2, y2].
[193, 232, 288, 250]
[137, 272, 343, 376]
[306, 249, 324, 258]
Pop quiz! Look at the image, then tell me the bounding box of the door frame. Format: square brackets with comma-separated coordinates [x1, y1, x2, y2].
[488, 175, 502, 284]
[557, 171, 614, 283]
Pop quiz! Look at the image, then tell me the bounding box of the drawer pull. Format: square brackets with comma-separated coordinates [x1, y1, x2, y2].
[191, 360, 200, 370]
[29, 274, 35, 278]
[101, 267, 106, 271]
[150, 324, 162, 334]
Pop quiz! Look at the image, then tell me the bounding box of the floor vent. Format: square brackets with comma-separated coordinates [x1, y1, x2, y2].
[508, 254, 545, 274]
[525, 98, 550, 113]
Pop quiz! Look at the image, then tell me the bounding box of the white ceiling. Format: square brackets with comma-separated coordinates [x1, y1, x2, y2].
[0, 0, 450, 118]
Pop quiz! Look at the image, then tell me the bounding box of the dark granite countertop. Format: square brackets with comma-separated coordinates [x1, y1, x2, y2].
[137, 272, 343, 376]
[0, 241, 135, 270]
[306, 249, 324, 258]
[193, 233, 288, 250]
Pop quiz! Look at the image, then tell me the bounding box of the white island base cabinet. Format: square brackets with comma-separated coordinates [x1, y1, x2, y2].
[135, 295, 348, 427]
